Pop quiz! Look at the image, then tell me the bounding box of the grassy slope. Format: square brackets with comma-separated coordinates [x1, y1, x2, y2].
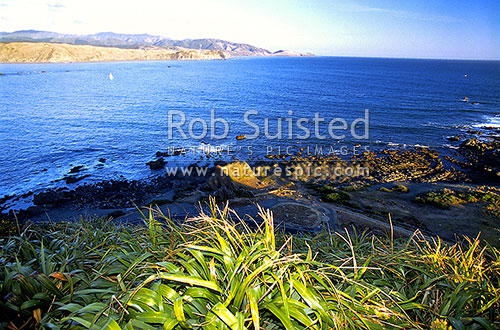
[0, 202, 499, 329]
[0, 42, 228, 63]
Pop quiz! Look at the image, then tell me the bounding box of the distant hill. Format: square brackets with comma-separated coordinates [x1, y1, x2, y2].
[0, 30, 273, 57]
[166, 39, 271, 57]
[272, 50, 315, 57]
[0, 42, 228, 63]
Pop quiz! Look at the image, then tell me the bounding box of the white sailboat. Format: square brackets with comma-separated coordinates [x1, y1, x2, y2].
[109, 73, 114, 80]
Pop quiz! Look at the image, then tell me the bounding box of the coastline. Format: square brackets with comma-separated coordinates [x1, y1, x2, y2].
[0, 42, 230, 63]
[2, 133, 499, 246]
[1, 56, 498, 247]
[0, 42, 316, 64]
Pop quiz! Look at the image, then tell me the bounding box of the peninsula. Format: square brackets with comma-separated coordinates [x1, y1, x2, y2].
[0, 30, 314, 63]
[0, 42, 228, 63]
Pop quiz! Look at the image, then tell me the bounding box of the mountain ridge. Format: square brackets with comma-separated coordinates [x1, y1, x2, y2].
[0, 30, 276, 56]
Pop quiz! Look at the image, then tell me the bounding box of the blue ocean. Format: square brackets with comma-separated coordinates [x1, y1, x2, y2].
[1, 57, 499, 201]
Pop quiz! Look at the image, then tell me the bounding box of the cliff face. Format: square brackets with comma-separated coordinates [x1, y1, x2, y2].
[0, 42, 229, 63]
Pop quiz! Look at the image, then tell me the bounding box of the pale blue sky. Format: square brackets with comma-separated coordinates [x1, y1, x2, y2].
[0, 0, 498, 59]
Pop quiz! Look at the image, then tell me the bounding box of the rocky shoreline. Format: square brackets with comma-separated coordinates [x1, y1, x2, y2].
[1, 136, 499, 244]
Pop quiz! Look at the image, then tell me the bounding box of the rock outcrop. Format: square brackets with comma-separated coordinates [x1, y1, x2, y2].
[459, 138, 500, 177]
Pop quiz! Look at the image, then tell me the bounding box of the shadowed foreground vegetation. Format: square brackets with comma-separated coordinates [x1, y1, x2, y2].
[415, 188, 500, 217]
[0, 202, 499, 329]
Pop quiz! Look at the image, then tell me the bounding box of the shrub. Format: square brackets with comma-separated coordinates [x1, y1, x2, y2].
[0, 218, 18, 236]
[314, 183, 337, 194]
[415, 188, 500, 216]
[379, 185, 409, 193]
[393, 185, 409, 193]
[321, 191, 351, 204]
[343, 185, 359, 192]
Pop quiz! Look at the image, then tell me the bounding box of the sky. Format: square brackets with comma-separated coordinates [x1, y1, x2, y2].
[0, 0, 499, 60]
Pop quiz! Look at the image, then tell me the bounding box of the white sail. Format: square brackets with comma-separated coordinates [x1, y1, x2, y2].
[109, 73, 114, 80]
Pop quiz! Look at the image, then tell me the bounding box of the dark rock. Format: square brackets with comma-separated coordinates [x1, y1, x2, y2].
[98, 158, 106, 163]
[69, 165, 85, 174]
[458, 138, 500, 179]
[213, 161, 228, 167]
[147, 158, 167, 170]
[33, 190, 70, 206]
[69, 179, 149, 209]
[213, 187, 236, 203]
[461, 138, 480, 148]
[21, 191, 33, 198]
[24, 206, 42, 216]
[64, 174, 90, 184]
[446, 136, 461, 142]
[156, 148, 185, 157]
[0, 194, 15, 204]
[156, 151, 169, 157]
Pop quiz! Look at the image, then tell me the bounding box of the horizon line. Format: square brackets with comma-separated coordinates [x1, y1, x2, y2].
[1, 29, 499, 62]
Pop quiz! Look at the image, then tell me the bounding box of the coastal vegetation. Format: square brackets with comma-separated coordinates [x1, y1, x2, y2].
[0, 202, 498, 329]
[415, 187, 500, 217]
[308, 183, 355, 205]
[379, 185, 410, 194]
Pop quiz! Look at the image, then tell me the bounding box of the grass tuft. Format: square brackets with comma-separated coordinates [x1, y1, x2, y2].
[0, 202, 498, 329]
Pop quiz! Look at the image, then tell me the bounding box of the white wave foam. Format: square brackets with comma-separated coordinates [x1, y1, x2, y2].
[373, 141, 432, 149]
[443, 144, 459, 150]
[472, 115, 500, 128]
